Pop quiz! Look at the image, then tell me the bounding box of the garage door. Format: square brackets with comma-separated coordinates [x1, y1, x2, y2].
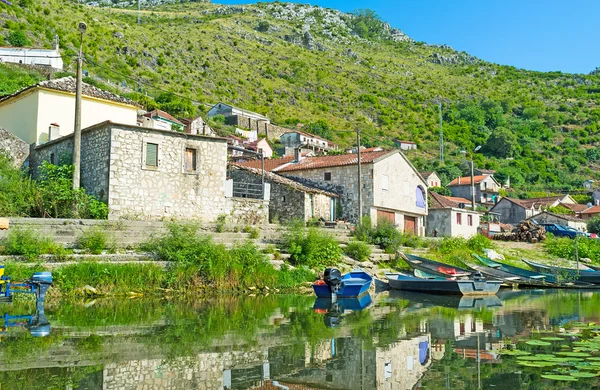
[377, 210, 396, 224]
[404, 216, 417, 235]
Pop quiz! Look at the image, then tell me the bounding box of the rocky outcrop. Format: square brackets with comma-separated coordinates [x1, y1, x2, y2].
[428, 52, 479, 66]
[590, 67, 600, 76]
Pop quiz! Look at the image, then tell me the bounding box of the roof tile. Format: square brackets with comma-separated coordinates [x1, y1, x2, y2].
[447, 175, 489, 186]
[274, 150, 391, 172]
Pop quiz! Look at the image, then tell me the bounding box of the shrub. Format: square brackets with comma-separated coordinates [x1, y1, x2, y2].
[216, 214, 227, 233]
[467, 234, 496, 252]
[0, 152, 38, 217]
[243, 225, 260, 239]
[544, 235, 600, 263]
[0, 228, 58, 261]
[76, 228, 115, 255]
[344, 241, 371, 262]
[587, 217, 600, 234]
[370, 219, 403, 254]
[353, 216, 374, 242]
[283, 221, 342, 268]
[7, 30, 30, 47]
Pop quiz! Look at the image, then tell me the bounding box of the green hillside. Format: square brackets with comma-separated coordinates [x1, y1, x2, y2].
[1, 0, 600, 193]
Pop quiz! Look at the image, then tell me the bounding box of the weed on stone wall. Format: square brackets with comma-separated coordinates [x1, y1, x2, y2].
[0, 228, 62, 261]
[283, 220, 343, 268]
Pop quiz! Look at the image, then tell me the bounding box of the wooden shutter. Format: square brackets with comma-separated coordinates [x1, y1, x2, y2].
[146, 143, 158, 167]
[184, 148, 197, 172]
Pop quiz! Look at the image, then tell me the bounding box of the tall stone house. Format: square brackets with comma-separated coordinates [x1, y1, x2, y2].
[447, 174, 501, 207]
[426, 192, 481, 238]
[280, 130, 338, 154]
[0, 77, 139, 146]
[29, 121, 268, 223]
[490, 195, 577, 225]
[237, 150, 428, 235]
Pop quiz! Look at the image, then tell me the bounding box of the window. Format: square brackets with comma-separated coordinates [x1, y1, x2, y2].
[146, 143, 158, 167]
[324, 172, 332, 181]
[382, 174, 389, 190]
[416, 187, 426, 208]
[456, 213, 462, 225]
[468, 214, 473, 226]
[184, 148, 197, 173]
[50, 153, 55, 165]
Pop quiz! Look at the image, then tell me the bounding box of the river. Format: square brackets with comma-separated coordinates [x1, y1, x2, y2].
[1, 289, 599, 389]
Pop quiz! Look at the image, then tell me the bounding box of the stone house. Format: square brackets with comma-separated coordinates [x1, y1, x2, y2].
[0, 126, 28, 167]
[229, 165, 339, 223]
[207, 102, 270, 124]
[237, 150, 428, 235]
[179, 115, 215, 136]
[138, 109, 184, 132]
[0, 37, 63, 69]
[280, 130, 338, 154]
[0, 77, 138, 146]
[489, 195, 577, 225]
[420, 171, 442, 188]
[29, 121, 268, 223]
[447, 174, 501, 207]
[426, 192, 481, 238]
[526, 211, 588, 232]
[581, 206, 600, 220]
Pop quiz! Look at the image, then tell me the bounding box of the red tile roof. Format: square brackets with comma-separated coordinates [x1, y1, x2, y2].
[447, 175, 489, 186]
[143, 109, 184, 125]
[502, 196, 570, 209]
[429, 192, 472, 209]
[274, 150, 392, 173]
[581, 206, 600, 215]
[559, 202, 590, 213]
[234, 155, 295, 171]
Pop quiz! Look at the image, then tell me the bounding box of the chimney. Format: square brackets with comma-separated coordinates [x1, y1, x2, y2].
[48, 123, 61, 141]
[294, 147, 302, 163]
[458, 177, 461, 185]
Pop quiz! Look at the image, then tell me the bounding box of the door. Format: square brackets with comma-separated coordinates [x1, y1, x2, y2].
[377, 209, 395, 224]
[404, 216, 417, 235]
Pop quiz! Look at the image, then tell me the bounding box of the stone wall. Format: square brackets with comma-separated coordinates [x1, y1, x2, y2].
[228, 115, 290, 141]
[0, 127, 29, 167]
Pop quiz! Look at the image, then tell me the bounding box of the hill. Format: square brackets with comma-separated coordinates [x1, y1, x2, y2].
[1, 0, 600, 193]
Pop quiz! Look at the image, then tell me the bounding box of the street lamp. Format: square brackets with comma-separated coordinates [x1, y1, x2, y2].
[460, 145, 481, 210]
[73, 22, 87, 190]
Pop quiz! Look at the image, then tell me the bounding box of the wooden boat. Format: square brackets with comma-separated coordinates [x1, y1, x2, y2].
[464, 259, 556, 288]
[386, 272, 502, 296]
[473, 254, 557, 283]
[402, 253, 472, 279]
[522, 259, 600, 284]
[312, 270, 372, 298]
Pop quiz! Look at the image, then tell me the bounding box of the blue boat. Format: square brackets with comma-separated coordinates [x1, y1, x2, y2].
[313, 293, 373, 312]
[312, 269, 373, 298]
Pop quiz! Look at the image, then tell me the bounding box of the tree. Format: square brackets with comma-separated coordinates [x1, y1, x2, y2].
[351, 9, 384, 40]
[7, 31, 30, 47]
[429, 186, 452, 196]
[484, 127, 518, 158]
[304, 119, 333, 140]
[587, 216, 600, 234]
[256, 21, 270, 32]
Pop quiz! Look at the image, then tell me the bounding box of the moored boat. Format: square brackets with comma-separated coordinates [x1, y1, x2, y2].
[312, 269, 372, 298]
[473, 254, 557, 283]
[402, 253, 472, 278]
[522, 259, 600, 284]
[385, 272, 502, 296]
[464, 259, 555, 288]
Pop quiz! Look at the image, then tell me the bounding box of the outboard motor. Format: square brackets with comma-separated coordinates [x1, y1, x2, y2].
[323, 302, 343, 328]
[29, 272, 53, 302]
[324, 268, 343, 295]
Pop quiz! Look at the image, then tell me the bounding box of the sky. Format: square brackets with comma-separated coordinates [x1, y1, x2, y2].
[214, 0, 599, 74]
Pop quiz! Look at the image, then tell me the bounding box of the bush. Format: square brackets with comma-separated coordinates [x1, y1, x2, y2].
[344, 241, 371, 261]
[544, 235, 600, 263]
[283, 221, 342, 268]
[76, 228, 115, 255]
[587, 217, 600, 234]
[370, 219, 403, 254]
[0, 228, 58, 261]
[7, 30, 30, 47]
[243, 225, 260, 239]
[216, 214, 227, 233]
[0, 152, 38, 217]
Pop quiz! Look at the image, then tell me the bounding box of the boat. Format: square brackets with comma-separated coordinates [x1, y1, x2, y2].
[313, 293, 373, 312]
[402, 253, 472, 278]
[464, 259, 556, 288]
[522, 259, 600, 284]
[473, 254, 557, 283]
[385, 272, 502, 295]
[312, 269, 372, 298]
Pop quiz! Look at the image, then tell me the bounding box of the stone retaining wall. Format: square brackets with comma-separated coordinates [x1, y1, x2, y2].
[228, 115, 290, 141]
[0, 126, 29, 167]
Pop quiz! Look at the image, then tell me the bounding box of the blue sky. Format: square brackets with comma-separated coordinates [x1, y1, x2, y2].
[214, 0, 599, 74]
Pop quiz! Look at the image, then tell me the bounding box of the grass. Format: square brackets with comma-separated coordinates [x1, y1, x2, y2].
[0, 228, 62, 261]
[75, 227, 115, 255]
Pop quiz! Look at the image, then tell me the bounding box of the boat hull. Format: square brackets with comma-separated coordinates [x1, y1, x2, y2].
[403, 253, 472, 278]
[386, 273, 501, 296]
[312, 271, 372, 298]
[522, 259, 600, 285]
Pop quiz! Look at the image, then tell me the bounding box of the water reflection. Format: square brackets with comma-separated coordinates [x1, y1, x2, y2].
[0, 290, 599, 389]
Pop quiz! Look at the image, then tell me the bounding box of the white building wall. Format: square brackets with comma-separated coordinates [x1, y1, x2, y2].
[0, 89, 39, 145]
[0, 47, 63, 69]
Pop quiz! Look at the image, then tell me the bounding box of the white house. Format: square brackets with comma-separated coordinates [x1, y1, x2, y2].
[207, 102, 270, 124]
[420, 171, 442, 188]
[426, 192, 481, 238]
[139, 109, 184, 132]
[280, 130, 338, 153]
[0, 76, 138, 145]
[180, 115, 215, 136]
[396, 140, 417, 151]
[447, 174, 501, 206]
[244, 138, 273, 158]
[0, 36, 63, 70]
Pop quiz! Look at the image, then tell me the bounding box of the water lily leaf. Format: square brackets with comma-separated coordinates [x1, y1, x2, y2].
[557, 352, 592, 357]
[570, 372, 598, 378]
[518, 361, 556, 367]
[547, 357, 583, 363]
[500, 349, 531, 356]
[541, 337, 565, 341]
[518, 356, 551, 361]
[526, 340, 552, 346]
[541, 374, 578, 381]
[586, 357, 600, 361]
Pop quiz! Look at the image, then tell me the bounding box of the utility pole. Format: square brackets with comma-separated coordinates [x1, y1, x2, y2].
[470, 157, 475, 211]
[357, 128, 362, 225]
[439, 101, 444, 164]
[72, 22, 87, 190]
[137, 0, 141, 24]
